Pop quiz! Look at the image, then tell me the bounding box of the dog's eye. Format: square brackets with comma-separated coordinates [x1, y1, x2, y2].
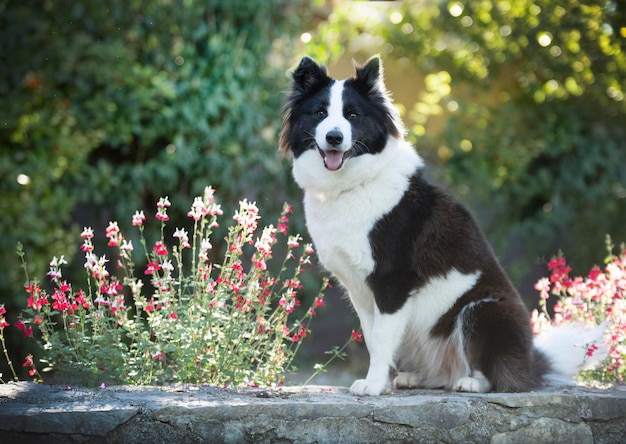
[316, 109, 327, 118]
[347, 111, 359, 119]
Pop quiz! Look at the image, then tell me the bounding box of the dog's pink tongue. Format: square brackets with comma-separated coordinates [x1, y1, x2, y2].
[324, 151, 343, 171]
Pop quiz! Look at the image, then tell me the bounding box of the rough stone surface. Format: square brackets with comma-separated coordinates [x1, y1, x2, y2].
[1, 382, 625, 443]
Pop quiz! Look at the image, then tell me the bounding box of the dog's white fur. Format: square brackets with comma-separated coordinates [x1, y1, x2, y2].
[294, 132, 493, 395]
[286, 58, 607, 396]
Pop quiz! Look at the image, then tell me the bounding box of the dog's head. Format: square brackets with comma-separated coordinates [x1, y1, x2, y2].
[279, 56, 404, 172]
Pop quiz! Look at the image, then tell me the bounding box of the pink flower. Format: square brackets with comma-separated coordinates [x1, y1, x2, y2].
[105, 222, 123, 247]
[157, 196, 171, 209]
[287, 235, 301, 248]
[120, 239, 134, 252]
[233, 200, 260, 234]
[80, 240, 93, 252]
[105, 221, 119, 237]
[155, 197, 171, 221]
[80, 227, 94, 239]
[173, 228, 191, 248]
[0, 305, 9, 328]
[132, 210, 146, 226]
[534, 277, 551, 299]
[46, 256, 66, 282]
[255, 226, 276, 257]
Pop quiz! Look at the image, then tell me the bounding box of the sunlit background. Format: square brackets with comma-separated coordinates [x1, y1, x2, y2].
[1, 0, 624, 382]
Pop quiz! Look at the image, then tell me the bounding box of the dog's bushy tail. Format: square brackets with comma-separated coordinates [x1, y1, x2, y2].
[534, 322, 608, 386]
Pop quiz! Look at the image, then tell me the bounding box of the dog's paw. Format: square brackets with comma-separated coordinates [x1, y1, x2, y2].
[453, 371, 491, 393]
[393, 372, 421, 389]
[350, 378, 388, 396]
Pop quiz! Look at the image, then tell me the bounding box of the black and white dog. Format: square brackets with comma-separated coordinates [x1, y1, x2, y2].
[280, 56, 603, 396]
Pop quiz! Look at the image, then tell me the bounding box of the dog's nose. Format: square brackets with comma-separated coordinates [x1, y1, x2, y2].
[326, 130, 343, 147]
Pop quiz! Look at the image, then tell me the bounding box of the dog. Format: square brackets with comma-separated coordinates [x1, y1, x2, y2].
[279, 55, 605, 396]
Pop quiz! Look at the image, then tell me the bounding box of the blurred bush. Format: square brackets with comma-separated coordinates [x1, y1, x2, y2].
[0, 0, 307, 306]
[305, 0, 626, 290]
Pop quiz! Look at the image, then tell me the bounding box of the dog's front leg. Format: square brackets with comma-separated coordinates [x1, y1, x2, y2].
[350, 306, 408, 396]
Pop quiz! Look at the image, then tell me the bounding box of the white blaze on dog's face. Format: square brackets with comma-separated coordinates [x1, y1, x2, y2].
[279, 55, 404, 176]
[314, 80, 352, 171]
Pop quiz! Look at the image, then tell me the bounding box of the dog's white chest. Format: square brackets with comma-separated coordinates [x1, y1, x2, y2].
[303, 191, 378, 279]
[293, 138, 424, 285]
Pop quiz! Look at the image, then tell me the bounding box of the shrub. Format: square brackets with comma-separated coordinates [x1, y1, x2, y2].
[2, 188, 327, 387]
[532, 236, 626, 383]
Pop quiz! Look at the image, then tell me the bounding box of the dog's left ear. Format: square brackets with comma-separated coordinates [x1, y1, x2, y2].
[354, 55, 385, 92]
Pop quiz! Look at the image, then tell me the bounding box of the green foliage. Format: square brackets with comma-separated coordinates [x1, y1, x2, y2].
[0, 0, 306, 306]
[305, 0, 626, 285]
[9, 190, 328, 387]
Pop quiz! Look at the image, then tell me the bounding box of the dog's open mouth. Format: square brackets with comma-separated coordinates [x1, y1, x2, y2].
[319, 148, 345, 171]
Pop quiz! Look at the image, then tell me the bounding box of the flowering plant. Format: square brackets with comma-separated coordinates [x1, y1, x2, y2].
[531, 236, 626, 383]
[3, 187, 328, 387]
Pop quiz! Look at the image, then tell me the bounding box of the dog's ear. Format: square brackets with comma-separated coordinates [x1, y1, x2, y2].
[354, 55, 385, 93]
[292, 56, 328, 91]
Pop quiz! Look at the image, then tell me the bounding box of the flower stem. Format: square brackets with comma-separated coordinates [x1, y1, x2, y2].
[0, 330, 19, 382]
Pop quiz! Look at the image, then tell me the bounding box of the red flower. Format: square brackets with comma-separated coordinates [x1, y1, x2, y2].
[24, 356, 32, 366]
[351, 329, 363, 343]
[0, 305, 9, 328]
[74, 289, 90, 309]
[51, 290, 71, 312]
[548, 256, 572, 287]
[144, 299, 155, 313]
[58, 280, 71, 293]
[586, 343, 599, 357]
[15, 320, 32, 336]
[588, 267, 603, 281]
[153, 241, 168, 256]
[145, 260, 161, 275]
[27, 293, 49, 311]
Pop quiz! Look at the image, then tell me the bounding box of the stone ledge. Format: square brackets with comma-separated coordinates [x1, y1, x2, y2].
[1, 382, 625, 443]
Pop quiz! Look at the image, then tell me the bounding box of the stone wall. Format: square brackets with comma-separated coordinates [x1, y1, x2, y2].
[1, 382, 625, 443]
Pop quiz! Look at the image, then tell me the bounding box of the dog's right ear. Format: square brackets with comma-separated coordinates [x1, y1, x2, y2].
[292, 56, 328, 91]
